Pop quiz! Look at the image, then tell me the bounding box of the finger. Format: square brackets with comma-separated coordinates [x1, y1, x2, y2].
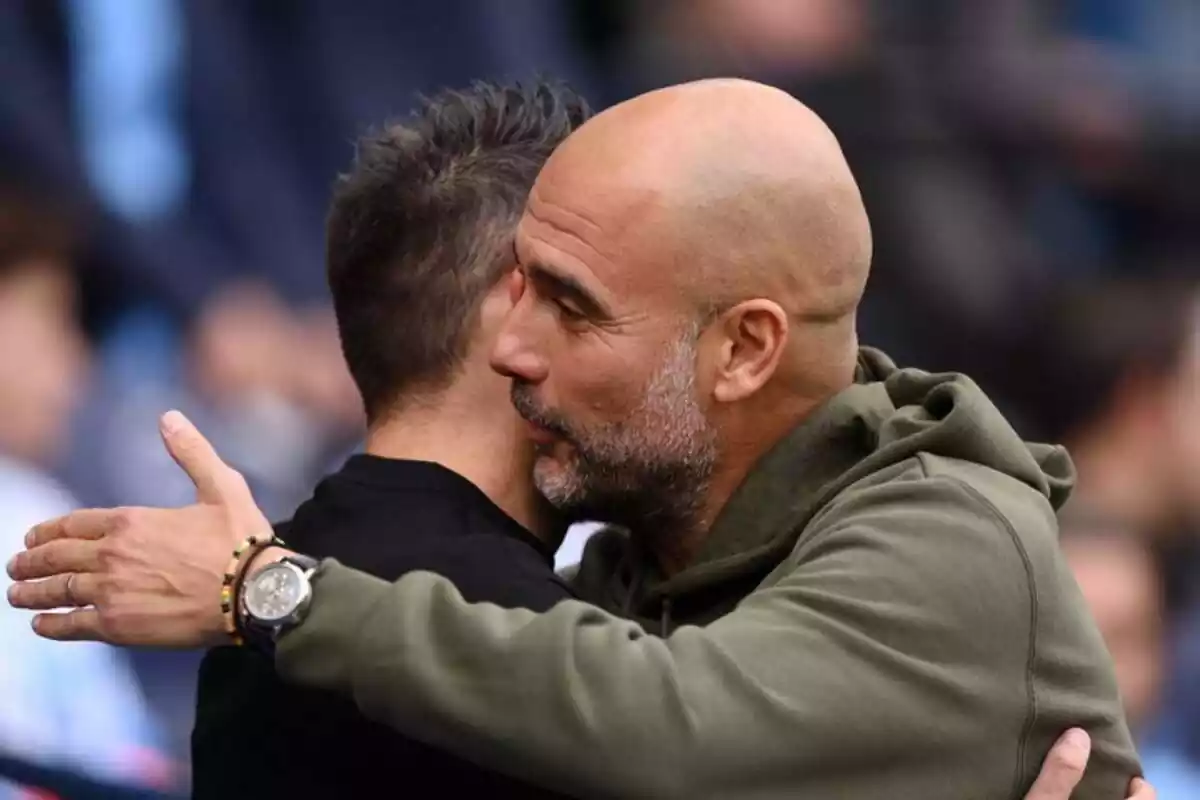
[25, 508, 121, 549]
[32, 609, 103, 642]
[1129, 777, 1156, 800]
[8, 572, 100, 610]
[159, 410, 252, 507]
[7, 539, 101, 581]
[1024, 728, 1090, 800]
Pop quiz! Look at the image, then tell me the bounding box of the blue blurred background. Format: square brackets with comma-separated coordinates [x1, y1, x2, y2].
[0, 1, 1197, 797]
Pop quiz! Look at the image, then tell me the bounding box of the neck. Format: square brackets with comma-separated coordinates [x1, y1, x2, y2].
[654, 391, 824, 577]
[365, 399, 557, 544]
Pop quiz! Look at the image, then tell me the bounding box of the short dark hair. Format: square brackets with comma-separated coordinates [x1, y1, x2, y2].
[326, 79, 591, 423]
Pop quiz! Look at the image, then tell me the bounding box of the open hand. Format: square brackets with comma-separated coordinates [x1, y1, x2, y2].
[6, 411, 271, 647]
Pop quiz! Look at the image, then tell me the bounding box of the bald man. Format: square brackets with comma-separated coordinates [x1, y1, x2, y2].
[10, 80, 1143, 799]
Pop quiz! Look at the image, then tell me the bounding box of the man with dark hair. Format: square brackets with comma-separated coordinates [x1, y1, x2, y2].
[188, 79, 589, 798]
[325, 82, 581, 419]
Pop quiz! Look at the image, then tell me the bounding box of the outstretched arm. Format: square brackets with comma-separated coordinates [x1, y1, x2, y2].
[7, 412, 1152, 800]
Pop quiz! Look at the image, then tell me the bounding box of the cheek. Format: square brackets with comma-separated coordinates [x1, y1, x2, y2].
[552, 339, 654, 420]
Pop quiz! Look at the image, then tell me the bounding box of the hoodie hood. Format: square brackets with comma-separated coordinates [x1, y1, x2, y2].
[579, 347, 1076, 624]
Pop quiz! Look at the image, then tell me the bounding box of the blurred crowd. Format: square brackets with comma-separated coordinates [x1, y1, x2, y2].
[0, 1, 1196, 797]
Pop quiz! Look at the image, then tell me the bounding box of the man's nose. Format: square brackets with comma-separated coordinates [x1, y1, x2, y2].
[490, 306, 549, 384]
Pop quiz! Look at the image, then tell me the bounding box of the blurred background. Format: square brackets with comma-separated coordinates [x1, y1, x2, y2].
[0, 1, 1196, 797]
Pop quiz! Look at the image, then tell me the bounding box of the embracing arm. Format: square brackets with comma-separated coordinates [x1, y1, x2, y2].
[7, 413, 1150, 800]
[278, 481, 1116, 798]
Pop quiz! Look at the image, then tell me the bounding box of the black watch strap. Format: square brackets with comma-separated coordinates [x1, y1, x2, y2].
[282, 553, 321, 574]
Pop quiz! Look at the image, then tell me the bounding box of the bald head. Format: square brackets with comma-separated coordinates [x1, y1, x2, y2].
[494, 80, 874, 547]
[534, 79, 872, 330]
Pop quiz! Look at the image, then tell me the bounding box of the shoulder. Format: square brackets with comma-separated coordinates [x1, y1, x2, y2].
[811, 455, 1046, 542]
[917, 455, 1070, 605]
[805, 453, 1059, 571]
[759, 457, 1137, 794]
[919, 453, 1059, 542]
[740, 464, 1042, 736]
[778, 461, 1045, 639]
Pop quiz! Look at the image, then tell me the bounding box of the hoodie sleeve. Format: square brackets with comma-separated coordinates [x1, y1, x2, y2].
[274, 477, 1128, 799]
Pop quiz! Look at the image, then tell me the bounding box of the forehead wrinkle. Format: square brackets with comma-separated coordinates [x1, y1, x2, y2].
[525, 187, 614, 262]
[525, 212, 619, 275]
[528, 184, 605, 235]
[517, 215, 620, 311]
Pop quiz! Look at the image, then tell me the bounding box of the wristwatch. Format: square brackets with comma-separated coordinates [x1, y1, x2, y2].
[238, 553, 322, 652]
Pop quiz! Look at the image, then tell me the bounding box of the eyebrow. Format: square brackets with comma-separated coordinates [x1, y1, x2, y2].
[521, 257, 614, 322]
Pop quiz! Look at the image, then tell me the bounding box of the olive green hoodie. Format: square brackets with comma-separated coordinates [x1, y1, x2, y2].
[276, 348, 1139, 799]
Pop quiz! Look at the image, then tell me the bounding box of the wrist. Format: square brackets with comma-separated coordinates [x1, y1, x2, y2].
[219, 535, 288, 647]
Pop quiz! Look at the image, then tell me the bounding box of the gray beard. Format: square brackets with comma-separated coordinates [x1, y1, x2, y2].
[511, 331, 718, 536]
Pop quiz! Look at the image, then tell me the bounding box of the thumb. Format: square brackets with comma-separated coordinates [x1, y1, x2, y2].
[159, 410, 252, 507]
[1025, 728, 1090, 800]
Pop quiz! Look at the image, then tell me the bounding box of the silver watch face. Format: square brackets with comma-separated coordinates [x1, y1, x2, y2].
[244, 562, 306, 624]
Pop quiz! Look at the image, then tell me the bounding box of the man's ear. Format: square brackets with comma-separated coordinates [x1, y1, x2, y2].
[708, 299, 789, 404]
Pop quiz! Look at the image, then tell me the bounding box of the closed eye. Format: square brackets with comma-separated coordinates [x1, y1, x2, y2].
[553, 298, 587, 321]
[522, 261, 613, 323]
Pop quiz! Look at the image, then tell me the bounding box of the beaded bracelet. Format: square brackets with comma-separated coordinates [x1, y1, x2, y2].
[220, 534, 284, 646]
